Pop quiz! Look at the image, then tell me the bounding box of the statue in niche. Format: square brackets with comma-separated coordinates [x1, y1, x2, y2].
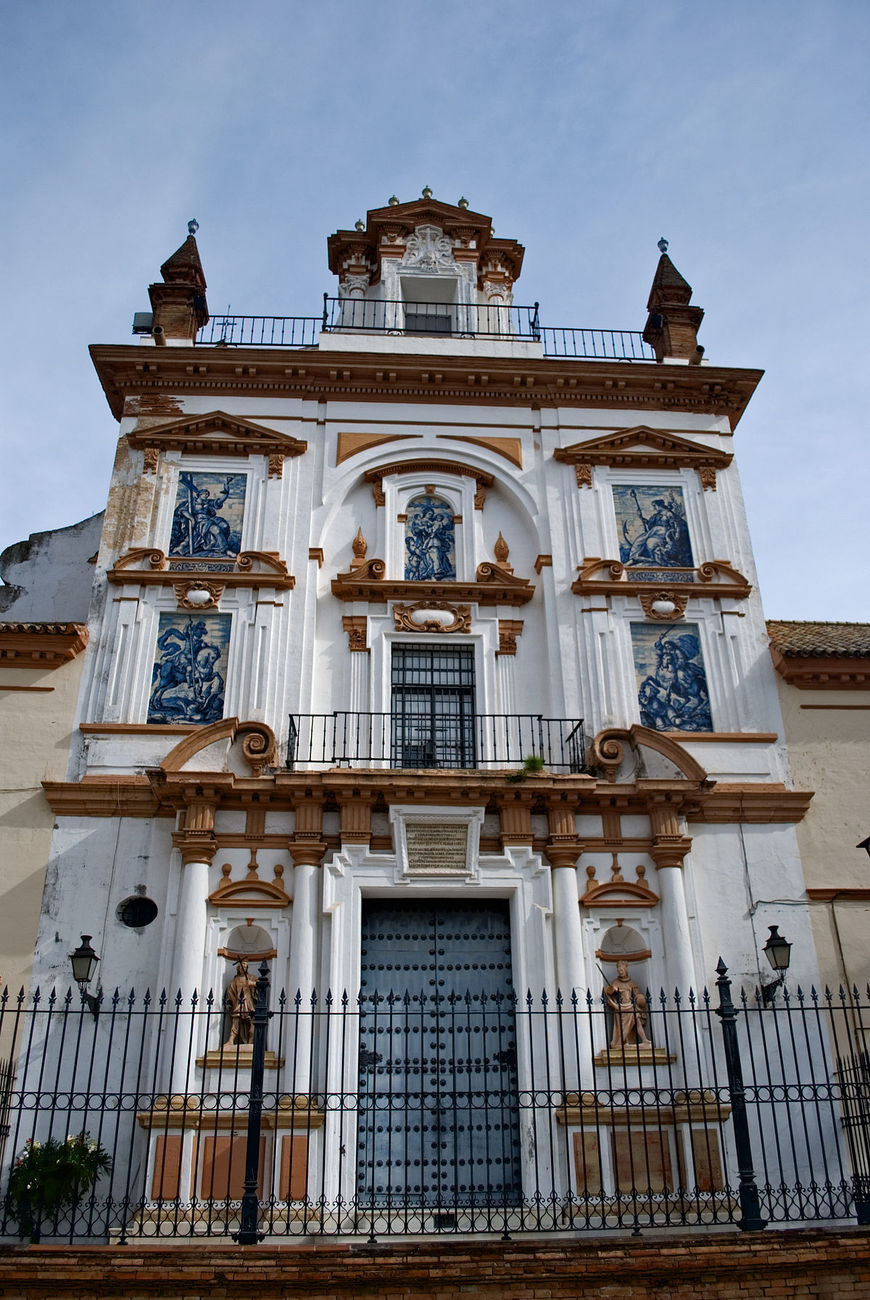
[405, 494, 456, 580]
[223, 959, 259, 1047]
[604, 960, 651, 1050]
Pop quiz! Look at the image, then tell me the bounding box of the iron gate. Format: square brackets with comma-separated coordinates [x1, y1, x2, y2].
[357, 900, 521, 1208]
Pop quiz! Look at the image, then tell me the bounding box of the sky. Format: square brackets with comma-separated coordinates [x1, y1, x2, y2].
[1, 1, 867, 620]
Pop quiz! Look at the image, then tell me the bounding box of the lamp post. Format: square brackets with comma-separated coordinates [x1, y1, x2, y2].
[69, 934, 101, 1020]
[760, 924, 792, 1005]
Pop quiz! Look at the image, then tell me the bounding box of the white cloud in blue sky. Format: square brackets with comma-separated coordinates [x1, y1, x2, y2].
[1, 1, 867, 617]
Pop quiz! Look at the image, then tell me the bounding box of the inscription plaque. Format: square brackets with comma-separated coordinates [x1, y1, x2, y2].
[405, 823, 468, 875]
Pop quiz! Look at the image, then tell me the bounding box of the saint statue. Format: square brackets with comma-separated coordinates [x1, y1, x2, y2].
[223, 959, 259, 1047]
[604, 959, 651, 1051]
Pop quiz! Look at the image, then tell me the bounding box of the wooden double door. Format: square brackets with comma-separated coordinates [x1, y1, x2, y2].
[357, 900, 521, 1207]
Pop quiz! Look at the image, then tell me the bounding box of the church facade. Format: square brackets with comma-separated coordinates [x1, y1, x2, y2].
[15, 194, 843, 1234]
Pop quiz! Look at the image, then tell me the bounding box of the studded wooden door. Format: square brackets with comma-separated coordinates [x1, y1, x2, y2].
[357, 900, 521, 1208]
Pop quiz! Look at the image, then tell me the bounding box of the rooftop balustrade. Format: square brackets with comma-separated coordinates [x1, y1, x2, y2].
[191, 298, 656, 361]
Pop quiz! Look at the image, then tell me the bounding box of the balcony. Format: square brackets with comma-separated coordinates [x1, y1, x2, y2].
[194, 298, 656, 361]
[287, 712, 585, 773]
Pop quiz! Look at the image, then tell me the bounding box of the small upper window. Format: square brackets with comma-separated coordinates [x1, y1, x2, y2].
[404, 494, 456, 580]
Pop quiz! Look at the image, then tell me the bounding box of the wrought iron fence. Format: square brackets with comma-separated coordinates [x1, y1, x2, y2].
[286, 713, 585, 773]
[194, 305, 655, 360]
[1, 970, 869, 1243]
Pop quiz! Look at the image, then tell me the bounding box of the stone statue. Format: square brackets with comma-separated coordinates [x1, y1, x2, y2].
[224, 959, 259, 1046]
[604, 960, 651, 1050]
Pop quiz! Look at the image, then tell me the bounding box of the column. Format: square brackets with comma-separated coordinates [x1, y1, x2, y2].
[287, 796, 327, 1096]
[546, 805, 594, 1084]
[649, 798, 696, 1003]
[169, 795, 217, 1095]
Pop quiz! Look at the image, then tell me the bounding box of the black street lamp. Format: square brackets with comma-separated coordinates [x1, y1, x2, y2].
[69, 934, 101, 1019]
[761, 925, 792, 1005]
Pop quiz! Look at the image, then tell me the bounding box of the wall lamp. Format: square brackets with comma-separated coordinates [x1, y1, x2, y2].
[761, 925, 792, 1005]
[70, 934, 101, 1020]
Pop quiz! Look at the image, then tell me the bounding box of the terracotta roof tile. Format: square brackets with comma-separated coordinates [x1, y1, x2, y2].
[767, 621, 870, 658]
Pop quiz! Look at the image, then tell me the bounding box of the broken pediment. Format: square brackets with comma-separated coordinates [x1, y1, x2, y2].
[554, 426, 732, 490]
[572, 557, 751, 601]
[128, 410, 307, 477]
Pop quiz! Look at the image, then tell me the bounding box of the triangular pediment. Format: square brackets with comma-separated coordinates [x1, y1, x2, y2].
[554, 426, 732, 471]
[127, 410, 308, 462]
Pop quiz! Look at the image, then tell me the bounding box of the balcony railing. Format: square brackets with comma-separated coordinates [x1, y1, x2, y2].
[287, 712, 585, 772]
[194, 300, 656, 361]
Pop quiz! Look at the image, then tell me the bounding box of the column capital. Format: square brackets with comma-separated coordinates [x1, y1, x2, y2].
[173, 796, 218, 864]
[650, 836, 693, 870]
[291, 839, 328, 868]
[545, 840, 583, 870]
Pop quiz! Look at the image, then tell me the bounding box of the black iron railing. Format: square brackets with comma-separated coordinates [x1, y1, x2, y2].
[287, 713, 585, 772]
[194, 302, 656, 361]
[0, 973, 869, 1242]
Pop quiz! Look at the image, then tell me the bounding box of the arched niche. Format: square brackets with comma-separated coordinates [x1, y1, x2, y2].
[404, 492, 456, 580]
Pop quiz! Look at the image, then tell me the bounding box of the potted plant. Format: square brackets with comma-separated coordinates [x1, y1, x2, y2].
[6, 1134, 112, 1242]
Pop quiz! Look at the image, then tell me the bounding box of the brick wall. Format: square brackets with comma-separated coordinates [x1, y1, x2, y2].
[0, 1228, 869, 1298]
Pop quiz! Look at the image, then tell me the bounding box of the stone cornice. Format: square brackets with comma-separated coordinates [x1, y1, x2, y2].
[90, 345, 762, 429]
[330, 561, 535, 607]
[769, 646, 870, 690]
[41, 770, 811, 826]
[0, 623, 89, 666]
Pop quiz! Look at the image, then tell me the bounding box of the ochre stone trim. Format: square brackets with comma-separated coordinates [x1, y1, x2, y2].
[572, 557, 751, 601]
[0, 622, 88, 666]
[497, 619, 524, 655]
[331, 562, 534, 607]
[363, 458, 494, 507]
[79, 722, 198, 734]
[534, 554, 552, 573]
[109, 548, 295, 591]
[769, 645, 870, 689]
[806, 888, 870, 902]
[589, 725, 709, 784]
[660, 731, 778, 743]
[126, 409, 307, 468]
[437, 433, 523, 467]
[393, 602, 472, 634]
[335, 430, 417, 463]
[41, 767, 812, 830]
[553, 424, 733, 487]
[91, 346, 763, 431]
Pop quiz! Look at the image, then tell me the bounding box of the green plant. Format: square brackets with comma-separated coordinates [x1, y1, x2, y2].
[505, 754, 546, 784]
[6, 1134, 112, 1242]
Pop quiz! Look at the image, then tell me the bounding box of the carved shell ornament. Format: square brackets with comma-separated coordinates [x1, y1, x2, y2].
[393, 602, 472, 634]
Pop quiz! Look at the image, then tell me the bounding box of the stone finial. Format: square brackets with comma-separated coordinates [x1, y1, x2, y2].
[388, 195, 399, 206]
[148, 229, 209, 343]
[642, 250, 704, 364]
[422, 185, 433, 199]
[350, 527, 368, 569]
[493, 532, 512, 570]
[458, 196, 469, 210]
[355, 218, 365, 231]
